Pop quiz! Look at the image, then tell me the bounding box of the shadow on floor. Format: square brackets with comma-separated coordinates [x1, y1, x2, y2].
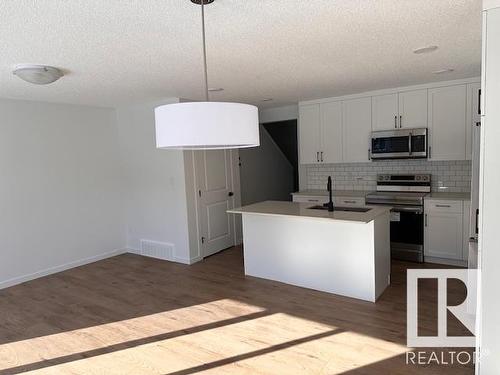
[0, 246, 474, 374]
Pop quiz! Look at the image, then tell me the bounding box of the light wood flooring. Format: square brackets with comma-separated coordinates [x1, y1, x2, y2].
[0, 246, 474, 374]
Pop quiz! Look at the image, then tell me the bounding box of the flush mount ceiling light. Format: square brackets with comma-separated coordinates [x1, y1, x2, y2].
[432, 68, 455, 74]
[155, 0, 259, 150]
[13, 64, 64, 85]
[413, 45, 438, 54]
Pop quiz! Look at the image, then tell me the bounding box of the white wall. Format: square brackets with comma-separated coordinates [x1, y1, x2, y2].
[115, 98, 192, 263]
[239, 126, 294, 205]
[259, 105, 298, 124]
[0, 99, 126, 288]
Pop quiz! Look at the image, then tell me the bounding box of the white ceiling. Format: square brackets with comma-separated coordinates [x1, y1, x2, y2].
[0, 0, 482, 108]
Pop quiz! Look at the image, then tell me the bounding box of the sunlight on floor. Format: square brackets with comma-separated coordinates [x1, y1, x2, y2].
[0, 298, 265, 372]
[0, 297, 409, 375]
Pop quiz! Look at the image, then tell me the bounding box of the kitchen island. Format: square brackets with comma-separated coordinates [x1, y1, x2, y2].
[228, 201, 391, 302]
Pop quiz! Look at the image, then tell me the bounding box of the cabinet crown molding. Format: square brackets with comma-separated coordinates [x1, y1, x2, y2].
[299, 77, 480, 106]
[483, 0, 500, 11]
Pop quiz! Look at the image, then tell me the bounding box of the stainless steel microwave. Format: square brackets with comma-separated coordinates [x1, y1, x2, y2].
[370, 128, 427, 160]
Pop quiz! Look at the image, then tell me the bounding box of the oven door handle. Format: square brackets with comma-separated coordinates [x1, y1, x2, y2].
[391, 206, 423, 214]
[408, 132, 412, 155]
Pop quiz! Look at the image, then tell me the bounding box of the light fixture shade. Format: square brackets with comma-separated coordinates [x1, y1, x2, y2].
[155, 102, 260, 150]
[13, 64, 64, 85]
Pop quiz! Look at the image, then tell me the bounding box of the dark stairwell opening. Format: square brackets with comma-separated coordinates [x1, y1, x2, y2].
[239, 119, 298, 205]
[263, 120, 299, 192]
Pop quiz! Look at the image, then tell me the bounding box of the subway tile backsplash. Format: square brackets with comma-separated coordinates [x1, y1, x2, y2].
[305, 160, 471, 193]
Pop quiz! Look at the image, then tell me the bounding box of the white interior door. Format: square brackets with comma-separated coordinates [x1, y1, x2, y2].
[195, 149, 235, 257]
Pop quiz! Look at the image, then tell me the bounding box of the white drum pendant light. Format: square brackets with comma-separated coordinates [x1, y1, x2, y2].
[155, 0, 260, 150]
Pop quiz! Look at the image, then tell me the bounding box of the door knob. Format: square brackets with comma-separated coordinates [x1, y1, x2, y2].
[228, 192, 234, 197]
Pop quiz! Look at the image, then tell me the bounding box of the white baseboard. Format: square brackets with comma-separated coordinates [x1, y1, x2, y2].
[179, 255, 202, 265]
[425, 256, 467, 267]
[127, 247, 202, 265]
[0, 248, 127, 290]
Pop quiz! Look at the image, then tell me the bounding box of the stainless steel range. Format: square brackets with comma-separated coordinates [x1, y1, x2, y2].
[366, 174, 431, 263]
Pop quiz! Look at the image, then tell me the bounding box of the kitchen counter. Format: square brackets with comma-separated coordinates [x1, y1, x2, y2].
[228, 200, 391, 224]
[228, 200, 391, 302]
[291, 190, 368, 197]
[425, 192, 471, 201]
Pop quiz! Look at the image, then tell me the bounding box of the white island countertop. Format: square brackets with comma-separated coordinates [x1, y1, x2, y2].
[228, 200, 391, 224]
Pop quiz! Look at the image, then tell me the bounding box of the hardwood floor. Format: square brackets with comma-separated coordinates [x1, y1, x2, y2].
[0, 246, 474, 374]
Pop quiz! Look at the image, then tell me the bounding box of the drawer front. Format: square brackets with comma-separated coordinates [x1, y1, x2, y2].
[335, 197, 365, 207]
[292, 195, 329, 204]
[425, 200, 463, 214]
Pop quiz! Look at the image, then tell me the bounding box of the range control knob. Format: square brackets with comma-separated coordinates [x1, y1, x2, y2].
[416, 175, 421, 181]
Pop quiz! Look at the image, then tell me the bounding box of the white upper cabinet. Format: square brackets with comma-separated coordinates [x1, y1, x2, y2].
[398, 89, 428, 129]
[299, 78, 479, 164]
[466, 83, 481, 160]
[342, 97, 372, 163]
[320, 101, 343, 164]
[428, 85, 467, 161]
[372, 90, 428, 130]
[372, 94, 398, 131]
[299, 104, 321, 164]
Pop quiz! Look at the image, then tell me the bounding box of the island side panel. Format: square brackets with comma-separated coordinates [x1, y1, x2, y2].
[373, 212, 391, 300]
[241, 213, 377, 302]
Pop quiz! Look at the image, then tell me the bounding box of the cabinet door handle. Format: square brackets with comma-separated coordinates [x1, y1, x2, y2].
[368, 149, 371, 161]
[475, 208, 479, 235]
[320, 151, 323, 162]
[424, 213, 428, 227]
[308, 199, 319, 202]
[394, 115, 397, 128]
[399, 115, 402, 128]
[316, 151, 319, 162]
[428, 146, 432, 159]
[435, 204, 451, 208]
[408, 132, 412, 155]
[343, 200, 357, 204]
[478, 89, 481, 115]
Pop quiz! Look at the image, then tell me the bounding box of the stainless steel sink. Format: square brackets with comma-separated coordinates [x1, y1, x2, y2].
[308, 205, 371, 213]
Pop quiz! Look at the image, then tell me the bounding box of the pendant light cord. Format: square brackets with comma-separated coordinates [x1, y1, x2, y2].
[201, 0, 209, 101]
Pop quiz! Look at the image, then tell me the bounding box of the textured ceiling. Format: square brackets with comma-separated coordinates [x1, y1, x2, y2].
[0, 0, 482, 108]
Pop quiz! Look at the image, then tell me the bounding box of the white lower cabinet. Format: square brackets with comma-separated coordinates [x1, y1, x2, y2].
[335, 196, 365, 207]
[424, 199, 468, 264]
[292, 194, 365, 207]
[292, 194, 329, 204]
